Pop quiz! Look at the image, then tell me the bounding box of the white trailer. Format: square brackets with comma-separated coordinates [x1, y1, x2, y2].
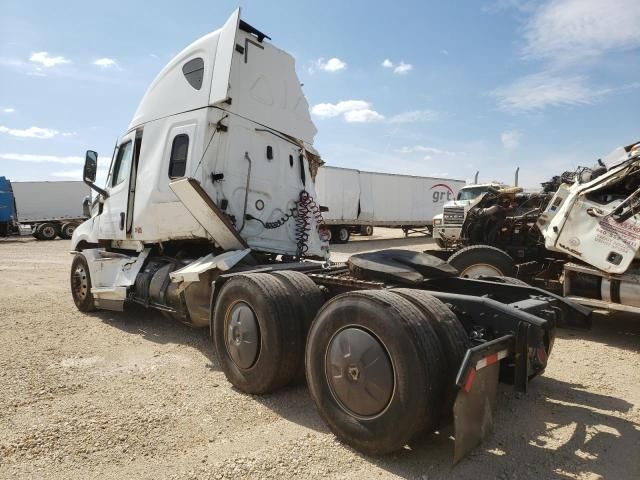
[316, 165, 465, 242]
[10, 181, 90, 240]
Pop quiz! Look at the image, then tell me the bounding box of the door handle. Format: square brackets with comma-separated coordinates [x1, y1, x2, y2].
[119, 212, 125, 230]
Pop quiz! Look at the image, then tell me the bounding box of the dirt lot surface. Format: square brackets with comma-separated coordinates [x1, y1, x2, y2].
[1, 229, 639, 479]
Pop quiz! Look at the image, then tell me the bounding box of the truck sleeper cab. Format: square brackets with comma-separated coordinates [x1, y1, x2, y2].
[70, 10, 590, 461]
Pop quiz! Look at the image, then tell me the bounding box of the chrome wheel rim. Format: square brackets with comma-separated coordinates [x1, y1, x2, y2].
[460, 263, 503, 278]
[72, 264, 89, 300]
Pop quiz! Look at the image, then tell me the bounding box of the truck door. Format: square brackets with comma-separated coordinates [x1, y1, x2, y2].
[98, 132, 136, 239]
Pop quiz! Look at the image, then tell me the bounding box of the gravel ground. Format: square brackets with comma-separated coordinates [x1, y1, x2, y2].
[0, 229, 639, 480]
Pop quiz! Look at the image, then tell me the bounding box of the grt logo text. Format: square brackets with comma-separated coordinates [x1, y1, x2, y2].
[430, 183, 455, 203]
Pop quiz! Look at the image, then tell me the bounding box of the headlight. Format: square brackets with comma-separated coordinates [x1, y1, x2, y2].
[433, 218, 442, 226]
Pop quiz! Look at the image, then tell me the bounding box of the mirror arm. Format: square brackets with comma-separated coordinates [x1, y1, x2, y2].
[84, 177, 109, 199]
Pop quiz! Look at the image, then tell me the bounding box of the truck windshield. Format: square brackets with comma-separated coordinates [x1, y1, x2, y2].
[457, 187, 488, 201]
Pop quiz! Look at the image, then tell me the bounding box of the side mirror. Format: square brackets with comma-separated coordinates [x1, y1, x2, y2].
[82, 150, 108, 198]
[84, 150, 98, 183]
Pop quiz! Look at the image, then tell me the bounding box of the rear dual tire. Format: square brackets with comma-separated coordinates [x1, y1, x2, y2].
[305, 289, 466, 455]
[212, 271, 323, 394]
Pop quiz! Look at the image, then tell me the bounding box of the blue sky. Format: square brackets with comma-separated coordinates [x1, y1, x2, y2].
[1, 0, 638, 188]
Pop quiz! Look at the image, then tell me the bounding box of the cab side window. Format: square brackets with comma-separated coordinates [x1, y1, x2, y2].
[112, 141, 133, 187]
[168, 134, 189, 178]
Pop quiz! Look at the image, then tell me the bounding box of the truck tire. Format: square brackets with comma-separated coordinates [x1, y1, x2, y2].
[212, 273, 301, 394]
[332, 226, 350, 244]
[60, 223, 77, 239]
[271, 270, 325, 383]
[305, 290, 446, 455]
[391, 289, 469, 421]
[360, 225, 374, 236]
[37, 222, 59, 241]
[447, 245, 515, 278]
[70, 254, 96, 312]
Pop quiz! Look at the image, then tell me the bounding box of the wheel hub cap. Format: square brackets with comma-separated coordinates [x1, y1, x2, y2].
[326, 327, 394, 418]
[226, 302, 260, 369]
[460, 263, 503, 278]
[72, 266, 88, 299]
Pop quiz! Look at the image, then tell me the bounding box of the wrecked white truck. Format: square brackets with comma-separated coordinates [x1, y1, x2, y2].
[69, 9, 589, 460]
[440, 142, 640, 315]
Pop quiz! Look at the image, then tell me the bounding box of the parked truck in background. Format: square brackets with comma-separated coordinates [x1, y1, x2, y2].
[68, 9, 590, 460]
[0, 177, 90, 240]
[316, 165, 465, 243]
[432, 182, 506, 247]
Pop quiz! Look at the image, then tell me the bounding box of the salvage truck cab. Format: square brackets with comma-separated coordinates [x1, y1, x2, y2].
[70, 9, 590, 461]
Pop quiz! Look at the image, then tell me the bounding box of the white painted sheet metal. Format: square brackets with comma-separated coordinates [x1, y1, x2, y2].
[169, 177, 248, 250]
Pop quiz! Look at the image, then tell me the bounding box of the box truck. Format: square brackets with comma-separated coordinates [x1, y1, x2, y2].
[0, 177, 90, 239]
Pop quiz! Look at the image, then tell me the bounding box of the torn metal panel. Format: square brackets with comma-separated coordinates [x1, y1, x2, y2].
[170, 249, 252, 283]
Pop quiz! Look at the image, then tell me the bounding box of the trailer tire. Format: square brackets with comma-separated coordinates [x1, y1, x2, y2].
[305, 290, 446, 455]
[37, 222, 59, 241]
[360, 225, 374, 236]
[391, 289, 469, 420]
[332, 226, 350, 244]
[70, 254, 96, 312]
[213, 273, 301, 394]
[60, 223, 77, 239]
[271, 270, 325, 383]
[447, 245, 515, 278]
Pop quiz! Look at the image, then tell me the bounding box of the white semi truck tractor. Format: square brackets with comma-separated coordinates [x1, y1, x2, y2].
[70, 9, 589, 460]
[432, 183, 506, 247]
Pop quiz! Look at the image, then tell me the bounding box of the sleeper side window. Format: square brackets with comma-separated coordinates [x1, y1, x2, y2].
[169, 134, 189, 179]
[182, 58, 204, 90]
[112, 141, 133, 187]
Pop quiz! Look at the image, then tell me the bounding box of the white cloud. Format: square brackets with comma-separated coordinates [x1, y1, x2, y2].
[311, 100, 384, 122]
[0, 126, 59, 139]
[382, 59, 414, 74]
[2, 107, 15, 113]
[93, 57, 117, 68]
[388, 110, 438, 124]
[492, 72, 603, 111]
[29, 51, 70, 68]
[344, 109, 384, 123]
[501, 131, 522, 149]
[0, 153, 84, 164]
[491, 0, 640, 112]
[311, 100, 370, 118]
[393, 62, 413, 75]
[440, 49, 449, 55]
[312, 57, 347, 73]
[523, 0, 640, 65]
[398, 145, 458, 156]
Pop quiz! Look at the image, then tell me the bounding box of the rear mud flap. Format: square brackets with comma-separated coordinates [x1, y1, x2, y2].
[453, 362, 499, 464]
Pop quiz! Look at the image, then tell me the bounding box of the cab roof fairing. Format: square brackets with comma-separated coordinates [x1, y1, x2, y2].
[127, 9, 317, 146]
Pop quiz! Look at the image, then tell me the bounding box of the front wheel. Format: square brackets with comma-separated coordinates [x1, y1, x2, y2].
[447, 245, 515, 278]
[70, 254, 96, 311]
